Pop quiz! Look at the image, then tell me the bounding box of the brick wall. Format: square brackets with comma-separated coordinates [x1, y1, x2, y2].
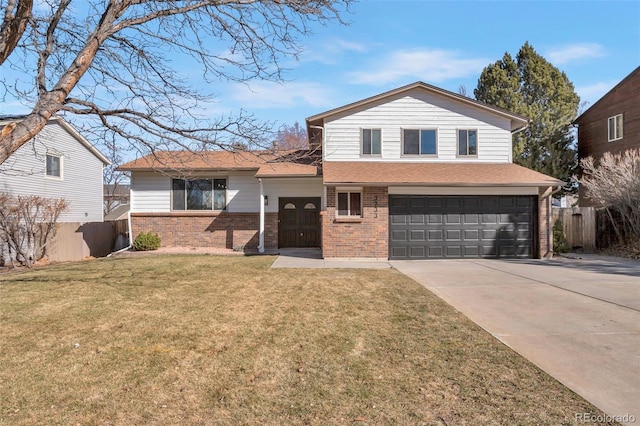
[131, 212, 278, 251]
[322, 186, 388, 259]
[538, 187, 552, 258]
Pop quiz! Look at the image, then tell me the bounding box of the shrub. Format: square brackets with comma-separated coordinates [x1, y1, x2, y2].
[553, 218, 570, 254]
[133, 232, 161, 251]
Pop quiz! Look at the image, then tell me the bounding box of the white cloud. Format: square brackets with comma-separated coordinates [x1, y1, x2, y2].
[546, 43, 606, 65]
[301, 38, 369, 64]
[347, 48, 489, 85]
[229, 81, 336, 109]
[576, 80, 617, 106]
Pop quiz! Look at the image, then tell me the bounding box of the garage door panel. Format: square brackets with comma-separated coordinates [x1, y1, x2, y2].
[428, 230, 443, 241]
[445, 246, 462, 257]
[409, 214, 425, 224]
[428, 246, 443, 257]
[445, 229, 462, 240]
[428, 214, 443, 224]
[410, 246, 426, 258]
[389, 195, 536, 260]
[410, 230, 425, 241]
[391, 246, 407, 258]
[390, 229, 407, 242]
[446, 214, 461, 224]
[390, 214, 407, 225]
[464, 213, 480, 224]
[464, 229, 479, 240]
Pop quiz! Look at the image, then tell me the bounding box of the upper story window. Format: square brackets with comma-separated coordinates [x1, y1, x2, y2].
[362, 128, 381, 155]
[337, 191, 362, 217]
[45, 153, 62, 179]
[172, 178, 227, 211]
[608, 114, 623, 141]
[458, 129, 478, 156]
[403, 129, 437, 156]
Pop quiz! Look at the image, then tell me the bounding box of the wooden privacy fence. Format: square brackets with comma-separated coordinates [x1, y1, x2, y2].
[47, 219, 129, 262]
[552, 207, 596, 253]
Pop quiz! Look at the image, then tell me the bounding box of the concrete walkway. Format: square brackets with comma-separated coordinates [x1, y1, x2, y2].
[271, 248, 391, 269]
[392, 255, 640, 424]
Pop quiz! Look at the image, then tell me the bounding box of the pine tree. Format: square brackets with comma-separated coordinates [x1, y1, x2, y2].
[474, 42, 579, 192]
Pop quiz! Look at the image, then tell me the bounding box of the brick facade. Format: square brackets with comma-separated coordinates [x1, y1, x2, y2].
[322, 186, 389, 259]
[538, 187, 552, 258]
[131, 212, 278, 251]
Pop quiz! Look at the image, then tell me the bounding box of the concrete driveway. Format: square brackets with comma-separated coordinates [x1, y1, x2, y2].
[392, 255, 640, 424]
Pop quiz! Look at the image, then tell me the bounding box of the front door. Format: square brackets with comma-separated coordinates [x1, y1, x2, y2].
[278, 197, 321, 248]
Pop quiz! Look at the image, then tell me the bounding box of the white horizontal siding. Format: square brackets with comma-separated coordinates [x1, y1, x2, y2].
[0, 122, 105, 222]
[130, 172, 171, 212]
[227, 172, 259, 213]
[388, 186, 539, 196]
[323, 88, 513, 163]
[131, 173, 322, 214]
[263, 178, 323, 213]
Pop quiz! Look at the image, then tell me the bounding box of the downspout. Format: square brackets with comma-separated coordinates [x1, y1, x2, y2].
[258, 178, 265, 253]
[107, 208, 133, 257]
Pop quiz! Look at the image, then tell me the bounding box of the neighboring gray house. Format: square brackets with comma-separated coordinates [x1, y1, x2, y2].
[0, 115, 110, 222]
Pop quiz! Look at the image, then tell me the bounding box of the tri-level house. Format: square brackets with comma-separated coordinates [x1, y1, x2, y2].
[574, 66, 640, 207]
[119, 82, 562, 259]
[0, 115, 110, 222]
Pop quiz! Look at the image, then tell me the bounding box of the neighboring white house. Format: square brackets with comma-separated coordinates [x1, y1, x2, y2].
[0, 115, 110, 222]
[120, 82, 562, 259]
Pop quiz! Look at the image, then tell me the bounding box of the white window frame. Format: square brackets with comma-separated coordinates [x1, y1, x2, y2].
[402, 128, 438, 156]
[457, 129, 478, 157]
[45, 153, 63, 180]
[608, 114, 623, 142]
[336, 187, 362, 217]
[361, 128, 382, 156]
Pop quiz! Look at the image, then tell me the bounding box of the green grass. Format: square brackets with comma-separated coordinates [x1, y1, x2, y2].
[0, 255, 615, 425]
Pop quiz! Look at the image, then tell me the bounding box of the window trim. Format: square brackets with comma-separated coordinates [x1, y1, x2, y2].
[335, 188, 362, 218]
[170, 177, 227, 211]
[45, 153, 63, 180]
[608, 114, 623, 142]
[401, 128, 438, 156]
[361, 128, 382, 156]
[457, 129, 479, 157]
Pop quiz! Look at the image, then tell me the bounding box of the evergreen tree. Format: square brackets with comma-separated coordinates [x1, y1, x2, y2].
[474, 42, 579, 192]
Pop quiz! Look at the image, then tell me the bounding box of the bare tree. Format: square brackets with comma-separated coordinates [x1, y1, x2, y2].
[275, 121, 308, 150]
[0, 0, 352, 165]
[0, 193, 68, 267]
[579, 148, 640, 244]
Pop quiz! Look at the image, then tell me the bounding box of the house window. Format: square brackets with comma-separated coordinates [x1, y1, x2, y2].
[403, 129, 437, 155]
[172, 178, 227, 211]
[337, 191, 362, 217]
[362, 128, 381, 155]
[45, 154, 62, 178]
[458, 129, 478, 156]
[608, 114, 623, 141]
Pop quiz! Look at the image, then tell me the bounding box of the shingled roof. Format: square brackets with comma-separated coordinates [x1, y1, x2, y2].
[323, 162, 562, 187]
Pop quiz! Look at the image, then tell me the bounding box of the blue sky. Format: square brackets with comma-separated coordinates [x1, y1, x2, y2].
[218, 0, 640, 128]
[2, 1, 639, 135]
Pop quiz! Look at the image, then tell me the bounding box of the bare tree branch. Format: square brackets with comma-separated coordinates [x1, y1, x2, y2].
[0, 0, 352, 166]
[0, 0, 32, 65]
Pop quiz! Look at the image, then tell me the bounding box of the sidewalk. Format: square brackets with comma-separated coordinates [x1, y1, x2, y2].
[271, 248, 391, 269]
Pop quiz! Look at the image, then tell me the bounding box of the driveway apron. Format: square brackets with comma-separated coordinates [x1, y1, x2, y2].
[392, 256, 640, 424]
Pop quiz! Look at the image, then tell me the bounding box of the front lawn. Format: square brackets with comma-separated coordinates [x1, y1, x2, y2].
[0, 256, 613, 425]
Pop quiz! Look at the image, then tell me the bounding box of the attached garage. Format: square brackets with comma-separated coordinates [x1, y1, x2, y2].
[389, 195, 537, 259]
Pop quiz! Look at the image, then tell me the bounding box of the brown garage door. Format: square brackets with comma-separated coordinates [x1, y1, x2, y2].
[389, 195, 536, 259]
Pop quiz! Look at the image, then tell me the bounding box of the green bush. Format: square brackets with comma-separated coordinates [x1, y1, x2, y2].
[553, 218, 570, 253]
[133, 232, 161, 251]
